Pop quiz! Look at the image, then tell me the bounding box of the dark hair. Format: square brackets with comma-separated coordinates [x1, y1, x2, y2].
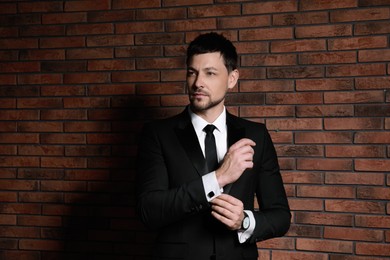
[186, 32, 238, 72]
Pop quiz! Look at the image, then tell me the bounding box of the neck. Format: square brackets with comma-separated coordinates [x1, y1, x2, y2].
[190, 105, 224, 123]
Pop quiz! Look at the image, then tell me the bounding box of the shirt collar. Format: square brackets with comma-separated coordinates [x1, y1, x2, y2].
[188, 107, 226, 135]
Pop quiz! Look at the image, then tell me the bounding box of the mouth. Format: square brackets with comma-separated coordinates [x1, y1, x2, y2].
[190, 91, 208, 98]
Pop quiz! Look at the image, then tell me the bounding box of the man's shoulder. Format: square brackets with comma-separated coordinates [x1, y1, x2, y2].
[227, 112, 266, 129]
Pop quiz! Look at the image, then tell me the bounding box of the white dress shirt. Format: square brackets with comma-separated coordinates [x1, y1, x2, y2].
[188, 107, 255, 243]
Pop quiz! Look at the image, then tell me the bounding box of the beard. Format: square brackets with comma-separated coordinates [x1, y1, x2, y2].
[189, 91, 226, 113]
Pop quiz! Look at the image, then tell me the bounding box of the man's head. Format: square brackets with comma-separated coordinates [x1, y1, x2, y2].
[186, 32, 238, 73]
[186, 33, 239, 120]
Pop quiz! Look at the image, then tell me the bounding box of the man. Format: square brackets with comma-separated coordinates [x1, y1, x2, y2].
[136, 32, 290, 260]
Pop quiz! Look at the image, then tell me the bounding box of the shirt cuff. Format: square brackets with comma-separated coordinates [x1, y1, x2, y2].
[237, 210, 256, 243]
[202, 171, 223, 202]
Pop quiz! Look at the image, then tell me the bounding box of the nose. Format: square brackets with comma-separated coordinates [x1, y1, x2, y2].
[193, 74, 204, 89]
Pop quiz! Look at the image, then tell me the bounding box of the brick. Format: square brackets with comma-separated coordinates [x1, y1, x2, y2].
[356, 77, 390, 89]
[355, 104, 390, 117]
[240, 27, 293, 41]
[219, 15, 270, 29]
[240, 80, 294, 92]
[299, 51, 356, 64]
[356, 243, 390, 257]
[331, 8, 390, 22]
[266, 118, 322, 130]
[160, 69, 186, 81]
[88, 84, 135, 96]
[63, 97, 110, 108]
[41, 86, 86, 96]
[137, 57, 185, 69]
[282, 171, 323, 184]
[163, 0, 212, 7]
[40, 36, 85, 49]
[0, 145, 17, 155]
[273, 11, 328, 25]
[257, 237, 294, 250]
[188, 4, 240, 18]
[355, 159, 390, 172]
[42, 12, 87, 24]
[165, 18, 217, 32]
[19, 25, 65, 37]
[19, 239, 64, 251]
[325, 172, 384, 185]
[272, 251, 327, 260]
[267, 66, 323, 79]
[288, 198, 323, 211]
[236, 68, 267, 80]
[0, 215, 17, 225]
[324, 91, 384, 104]
[20, 50, 65, 61]
[359, 0, 390, 6]
[136, 8, 186, 20]
[112, 71, 160, 83]
[295, 132, 353, 144]
[300, 0, 357, 10]
[355, 132, 390, 144]
[65, 145, 110, 156]
[0, 39, 38, 50]
[296, 78, 353, 91]
[87, 35, 134, 47]
[0, 122, 16, 132]
[359, 49, 390, 62]
[356, 215, 390, 228]
[113, 0, 160, 9]
[326, 199, 385, 214]
[66, 48, 113, 60]
[357, 187, 390, 200]
[116, 21, 163, 34]
[267, 92, 322, 105]
[41, 157, 87, 168]
[296, 105, 354, 117]
[17, 98, 63, 109]
[17, 122, 62, 132]
[0, 62, 40, 73]
[41, 61, 86, 72]
[18, 168, 64, 180]
[0, 3, 17, 14]
[136, 83, 184, 95]
[324, 118, 382, 130]
[240, 106, 294, 118]
[241, 54, 297, 66]
[116, 46, 163, 57]
[242, 0, 297, 14]
[297, 158, 352, 171]
[18, 145, 63, 156]
[272, 40, 326, 53]
[298, 185, 355, 198]
[18, 74, 63, 85]
[324, 227, 383, 242]
[295, 24, 352, 38]
[328, 36, 388, 50]
[18, 215, 62, 227]
[235, 41, 269, 54]
[135, 32, 184, 45]
[296, 238, 353, 253]
[64, 72, 110, 84]
[0, 110, 39, 120]
[0, 14, 41, 26]
[64, 122, 111, 132]
[41, 133, 85, 144]
[269, 131, 293, 144]
[326, 145, 385, 158]
[355, 20, 390, 35]
[18, 1, 63, 13]
[0, 133, 39, 144]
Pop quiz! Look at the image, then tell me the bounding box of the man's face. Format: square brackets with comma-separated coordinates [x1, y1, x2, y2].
[186, 52, 238, 114]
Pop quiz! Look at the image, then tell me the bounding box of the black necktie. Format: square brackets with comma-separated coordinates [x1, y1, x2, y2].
[204, 124, 218, 172]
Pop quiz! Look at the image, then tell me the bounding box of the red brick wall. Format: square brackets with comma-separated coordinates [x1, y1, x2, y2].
[0, 0, 389, 259]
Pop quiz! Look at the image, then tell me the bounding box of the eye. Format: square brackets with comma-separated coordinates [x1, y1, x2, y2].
[187, 70, 196, 77]
[207, 71, 216, 76]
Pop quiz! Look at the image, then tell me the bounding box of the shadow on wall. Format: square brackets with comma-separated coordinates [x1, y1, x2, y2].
[48, 95, 157, 260]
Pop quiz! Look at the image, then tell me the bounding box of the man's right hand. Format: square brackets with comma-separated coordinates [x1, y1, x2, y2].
[216, 138, 256, 188]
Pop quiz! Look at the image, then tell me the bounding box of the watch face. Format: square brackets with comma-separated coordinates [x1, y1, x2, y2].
[243, 217, 250, 229]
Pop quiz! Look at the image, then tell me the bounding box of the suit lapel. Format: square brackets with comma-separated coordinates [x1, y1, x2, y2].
[224, 112, 246, 194]
[174, 109, 208, 177]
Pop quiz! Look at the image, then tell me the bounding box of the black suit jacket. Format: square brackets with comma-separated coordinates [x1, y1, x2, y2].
[136, 108, 290, 260]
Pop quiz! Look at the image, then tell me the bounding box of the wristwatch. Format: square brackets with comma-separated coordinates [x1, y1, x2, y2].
[240, 212, 250, 231]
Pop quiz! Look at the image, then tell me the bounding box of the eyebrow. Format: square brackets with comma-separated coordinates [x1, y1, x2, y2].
[187, 66, 218, 72]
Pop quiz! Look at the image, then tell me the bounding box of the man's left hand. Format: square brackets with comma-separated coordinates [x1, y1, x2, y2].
[210, 194, 245, 230]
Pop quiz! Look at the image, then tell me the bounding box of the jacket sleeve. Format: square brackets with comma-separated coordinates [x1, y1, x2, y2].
[135, 123, 210, 230]
[249, 127, 291, 243]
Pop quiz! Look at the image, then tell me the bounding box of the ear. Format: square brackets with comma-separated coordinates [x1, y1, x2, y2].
[227, 69, 239, 90]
